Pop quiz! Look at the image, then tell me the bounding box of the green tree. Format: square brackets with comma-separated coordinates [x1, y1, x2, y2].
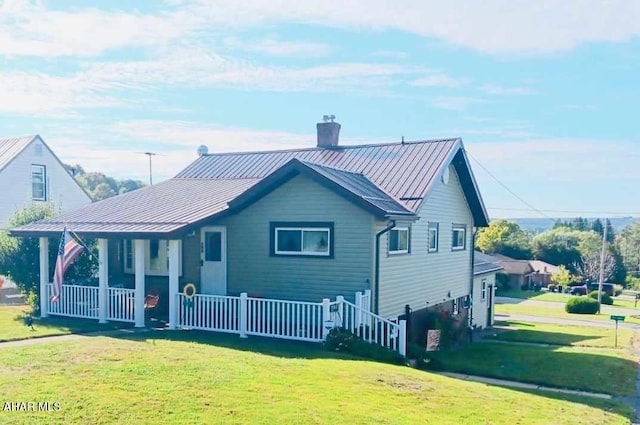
[617, 220, 640, 275]
[552, 264, 573, 287]
[475, 219, 532, 259]
[0, 204, 97, 313]
[66, 164, 146, 201]
[532, 228, 601, 272]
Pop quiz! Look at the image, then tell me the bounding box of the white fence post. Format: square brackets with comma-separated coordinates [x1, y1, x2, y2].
[322, 298, 331, 340]
[398, 319, 407, 357]
[239, 292, 248, 338]
[364, 289, 371, 311]
[354, 291, 362, 328]
[335, 296, 344, 328]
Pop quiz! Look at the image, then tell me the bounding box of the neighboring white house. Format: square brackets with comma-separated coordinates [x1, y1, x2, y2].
[472, 251, 503, 329]
[0, 135, 92, 229]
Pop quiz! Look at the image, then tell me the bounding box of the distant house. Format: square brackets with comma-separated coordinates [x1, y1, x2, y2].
[492, 254, 560, 289]
[472, 252, 503, 329]
[13, 119, 489, 350]
[0, 135, 92, 229]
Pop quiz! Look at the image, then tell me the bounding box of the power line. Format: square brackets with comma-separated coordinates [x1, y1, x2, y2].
[464, 150, 556, 222]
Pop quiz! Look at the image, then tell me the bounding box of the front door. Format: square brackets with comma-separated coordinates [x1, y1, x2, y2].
[487, 285, 494, 327]
[200, 227, 227, 295]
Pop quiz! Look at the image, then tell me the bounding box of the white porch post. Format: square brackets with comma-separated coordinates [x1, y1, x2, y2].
[134, 239, 146, 328]
[39, 237, 49, 318]
[168, 239, 180, 330]
[98, 238, 108, 324]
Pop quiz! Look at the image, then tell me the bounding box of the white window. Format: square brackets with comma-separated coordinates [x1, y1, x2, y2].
[452, 297, 460, 315]
[275, 227, 330, 256]
[31, 165, 46, 201]
[428, 223, 438, 252]
[123, 239, 182, 276]
[452, 224, 466, 250]
[389, 228, 409, 254]
[481, 279, 487, 302]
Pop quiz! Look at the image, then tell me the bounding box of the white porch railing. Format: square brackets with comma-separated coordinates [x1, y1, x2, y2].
[175, 291, 406, 356]
[107, 288, 136, 323]
[331, 295, 406, 356]
[246, 296, 324, 342]
[46, 283, 99, 319]
[178, 293, 240, 333]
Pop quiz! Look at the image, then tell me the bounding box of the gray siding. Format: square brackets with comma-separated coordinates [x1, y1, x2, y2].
[217, 174, 373, 302]
[377, 166, 474, 318]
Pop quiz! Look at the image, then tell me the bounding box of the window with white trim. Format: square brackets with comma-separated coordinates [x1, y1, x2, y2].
[273, 224, 331, 257]
[452, 224, 466, 250]
[389, 228, 409, 254]
[123, 239, 182, 276]
[428, 223, 438, 252]
[31, 165, 46, 201]
[481, 279, 487, 302]
[452, 297, 460, 315]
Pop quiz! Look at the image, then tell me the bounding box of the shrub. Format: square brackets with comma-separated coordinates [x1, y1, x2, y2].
[324, 327, 405, 364]
[588, 290, 613, 305]
[565, 297, 599, 314]
[626, 276, 640, 291]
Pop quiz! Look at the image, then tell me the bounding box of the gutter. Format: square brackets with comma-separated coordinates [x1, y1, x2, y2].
[374, 220, 396, 314]
[469, 228, 477, 329]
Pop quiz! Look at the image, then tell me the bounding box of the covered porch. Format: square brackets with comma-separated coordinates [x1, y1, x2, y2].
[38, 237, 182, 329]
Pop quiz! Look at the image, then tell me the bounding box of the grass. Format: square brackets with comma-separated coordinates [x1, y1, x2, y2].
[498, 289, 636, 309]
[495, 303, 640, 324]
[0, 331, 633, 425]
[430, 341, 638, 397]
[485, 321, 634, 348]
[0, 306, 129, 342]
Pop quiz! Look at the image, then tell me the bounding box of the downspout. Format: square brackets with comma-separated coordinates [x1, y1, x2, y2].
[374, 220, 396, 315]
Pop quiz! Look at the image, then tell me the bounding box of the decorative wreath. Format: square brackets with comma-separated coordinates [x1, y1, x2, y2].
[183, 283, 197, 300]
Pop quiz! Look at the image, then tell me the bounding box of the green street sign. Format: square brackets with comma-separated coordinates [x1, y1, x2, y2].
[610, 315, 625, 321]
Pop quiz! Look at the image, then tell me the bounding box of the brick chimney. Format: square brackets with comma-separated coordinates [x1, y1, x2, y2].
[316, 115, 341, 148]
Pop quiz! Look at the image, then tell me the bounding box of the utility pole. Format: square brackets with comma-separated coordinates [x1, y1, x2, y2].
[144, 152, 156, 186]
[597, 220, 608, 314]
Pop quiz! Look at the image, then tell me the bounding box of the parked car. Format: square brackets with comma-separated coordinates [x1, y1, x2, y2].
[586, 283, 615, 296]
[569, 285, 588, 296]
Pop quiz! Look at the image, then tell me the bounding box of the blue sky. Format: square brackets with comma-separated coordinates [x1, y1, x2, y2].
[1, 0, 639, 219]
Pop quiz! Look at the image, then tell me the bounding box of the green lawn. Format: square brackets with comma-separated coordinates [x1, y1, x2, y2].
[495, 303, 640, 324]
[0, 306, 129, 342]
[486, 321, 634, 348]
[0, 331, 633, 425]
[498, 289, 636, 309]
[431, 341, 637, 397]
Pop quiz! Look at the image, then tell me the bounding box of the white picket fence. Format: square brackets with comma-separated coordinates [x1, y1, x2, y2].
[176, 290, 406, 356]
[46, 283, 99, 319]
[107, 288, 136, 323]
[46, 284, 135, 322]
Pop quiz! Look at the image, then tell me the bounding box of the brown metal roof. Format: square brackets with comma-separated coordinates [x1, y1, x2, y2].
[13, 138, 489, 237]
[14, 178, 259, 237]
[177, 139, 459, 211]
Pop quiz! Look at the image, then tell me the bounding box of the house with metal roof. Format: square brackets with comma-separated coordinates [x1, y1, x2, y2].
[472, 251, 504, 329]
[0, 135, 91, 229]
[12, 119, 490, 348]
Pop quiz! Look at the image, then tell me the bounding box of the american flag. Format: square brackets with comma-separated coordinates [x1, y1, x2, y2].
[51, 229, 83, 302]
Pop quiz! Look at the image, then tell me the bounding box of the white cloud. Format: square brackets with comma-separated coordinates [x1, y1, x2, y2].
[222, 36, 333, 58]
[479, 84, 537, 95]
[432, 96, 488, 111]
[412, 74, 463, 88]
[3, 1, 640, 58]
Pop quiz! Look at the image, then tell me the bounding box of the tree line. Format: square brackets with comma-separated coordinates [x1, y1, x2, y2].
[64, 163, 145, 201]
[476, 217, 640, 287]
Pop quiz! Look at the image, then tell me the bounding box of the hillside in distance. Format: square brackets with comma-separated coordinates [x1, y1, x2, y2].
[508, 217, 637, 235]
